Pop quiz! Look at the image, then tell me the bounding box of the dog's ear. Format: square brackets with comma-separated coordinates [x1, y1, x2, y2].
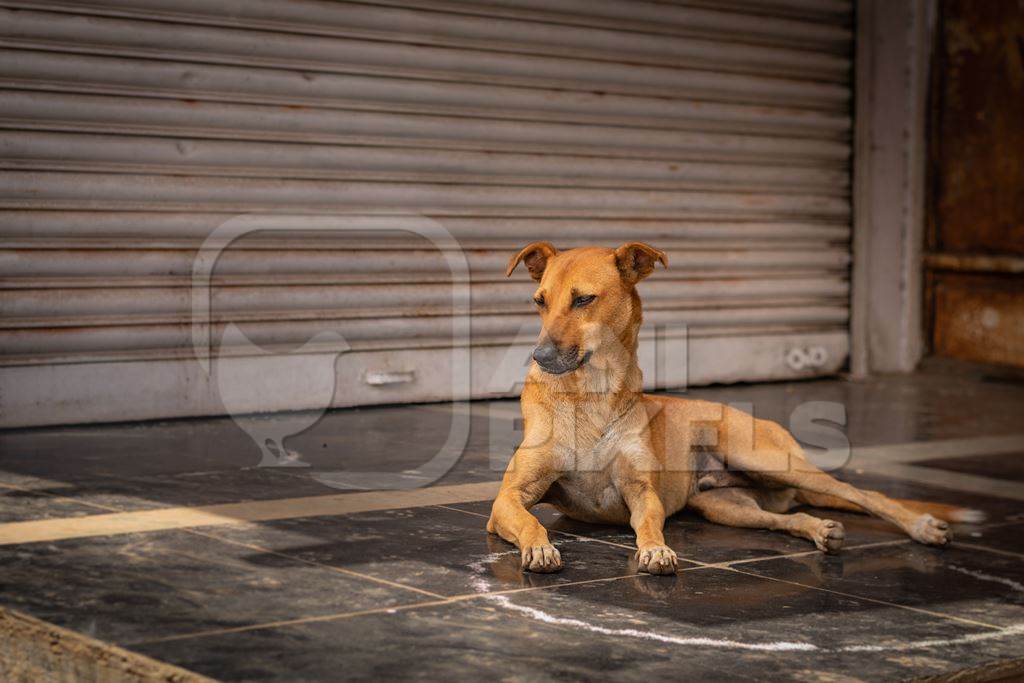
[614, 242, 667, 284]
[506, 242, 558, 281]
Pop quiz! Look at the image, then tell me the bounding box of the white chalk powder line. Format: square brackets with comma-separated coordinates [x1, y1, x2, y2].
[486, 594, 1024, 653]
[948, 564, 1024, 593]
[838, 624, 1024, 652]
[485, 594, 817, 652]
[468, 549, 1024, 655]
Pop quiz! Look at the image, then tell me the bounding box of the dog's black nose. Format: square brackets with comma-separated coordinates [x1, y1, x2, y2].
[533, 342, 559, 365]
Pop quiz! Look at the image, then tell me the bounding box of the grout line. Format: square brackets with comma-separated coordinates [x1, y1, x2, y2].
[130, 569, 701, 647]
[436, 504, 913, 568]
[0, 480, 124, 514]
[433, 504, 487, 518]
[8, 480, 444, 601]
[538, 527, 638, 552]
[434, 504, 644, 554]
[704, 539, 912, 568]
[128, 598, 456, 646]
[0, 479, 452, 602]
[726, 566, 1004, 631]
[0, 481, 502, 546]
[449, 567, 709, 604]
[183, 528, 446, 600]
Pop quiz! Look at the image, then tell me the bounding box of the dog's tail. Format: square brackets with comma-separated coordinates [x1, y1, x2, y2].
[795, 491, 986, 523]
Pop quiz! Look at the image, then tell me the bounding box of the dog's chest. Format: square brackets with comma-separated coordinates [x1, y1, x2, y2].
[547, 471, 629, 524]
[543, 402, 646, 524]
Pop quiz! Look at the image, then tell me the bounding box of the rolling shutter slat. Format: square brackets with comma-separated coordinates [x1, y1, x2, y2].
[0, 0, 853, 426]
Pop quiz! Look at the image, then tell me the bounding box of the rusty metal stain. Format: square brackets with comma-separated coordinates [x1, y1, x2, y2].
[928, 2, 1024, 369]
[934, 0, 1024, 255]
[933, 273, 1024, 368]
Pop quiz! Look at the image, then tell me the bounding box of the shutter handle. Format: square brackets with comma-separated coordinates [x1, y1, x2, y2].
[364, 370, 416, 386]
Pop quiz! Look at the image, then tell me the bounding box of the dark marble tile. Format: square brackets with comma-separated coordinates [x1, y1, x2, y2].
[286, 406, 501, 486]
[0, 404, 503, 514]
[741, 543, 1024, 627]
[917, 451, 1024, 482]
[0, 420, 260, 478]
[0, 486, 104, 522]
[0, 456, 497, 516]
[0, 529, 416, 645]
[0, 469, 342, 513]
[202, 505, 659, 597]
[135, 567, 1016, 682]
[959, 522, 1024, 556]
[1, 400, 493, 470]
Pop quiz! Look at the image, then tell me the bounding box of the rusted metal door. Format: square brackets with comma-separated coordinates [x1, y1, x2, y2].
[927, 0, 1024, 368]
[0, 0, 855, 426]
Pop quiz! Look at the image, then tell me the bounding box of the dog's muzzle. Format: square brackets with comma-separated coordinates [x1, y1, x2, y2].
[532, 342, 591, 375]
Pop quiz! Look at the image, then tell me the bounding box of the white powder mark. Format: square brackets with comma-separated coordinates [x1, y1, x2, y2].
[467, 550, 519, 593]
[948, 565, 1024, 593]
[484, 594, 818, 652]
[468, 551, 518, 576]
[465, 556, 1024, 654]
[481, 588, 1024, 654]
[839, 624, 1024, 652]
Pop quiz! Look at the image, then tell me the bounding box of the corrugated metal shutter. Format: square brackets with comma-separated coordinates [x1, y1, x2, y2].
[0, 0, 853, 427]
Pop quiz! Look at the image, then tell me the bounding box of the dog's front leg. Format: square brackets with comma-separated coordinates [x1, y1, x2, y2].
[487, 446, 562, 573]
[618, 477, 678, 575]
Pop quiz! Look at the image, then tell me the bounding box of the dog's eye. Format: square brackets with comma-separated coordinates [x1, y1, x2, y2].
[533, 294, 545, 307]
[572, 294, 596, 309]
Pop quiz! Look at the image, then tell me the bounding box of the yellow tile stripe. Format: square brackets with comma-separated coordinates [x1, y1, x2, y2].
[0, 481, 500, 546]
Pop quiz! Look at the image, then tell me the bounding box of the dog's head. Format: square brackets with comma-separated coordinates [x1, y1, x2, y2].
[507, 242, 667, 376]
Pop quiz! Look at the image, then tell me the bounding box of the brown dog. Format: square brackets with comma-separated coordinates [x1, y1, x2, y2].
[488, 242, 980, 574]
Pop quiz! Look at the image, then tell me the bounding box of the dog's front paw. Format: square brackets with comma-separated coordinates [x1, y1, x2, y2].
[811, 519, 845, 554]
[910, 514, 952, 546]
[521, 543, 562, 573]
[636, 545, 678, 575]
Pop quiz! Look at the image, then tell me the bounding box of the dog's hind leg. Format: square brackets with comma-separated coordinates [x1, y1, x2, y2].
[795, 490, 984, 524]
[688, 488, 845, 553]
[716, 413, 952, 546]
[794, 490, 865, 513]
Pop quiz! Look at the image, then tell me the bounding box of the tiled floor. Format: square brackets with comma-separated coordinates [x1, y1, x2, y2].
[2, 361, 1024, 681]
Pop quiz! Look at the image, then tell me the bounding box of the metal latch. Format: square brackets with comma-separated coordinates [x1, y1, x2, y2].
[364, 370, 417, 386]
[785, 346, 829, 371]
